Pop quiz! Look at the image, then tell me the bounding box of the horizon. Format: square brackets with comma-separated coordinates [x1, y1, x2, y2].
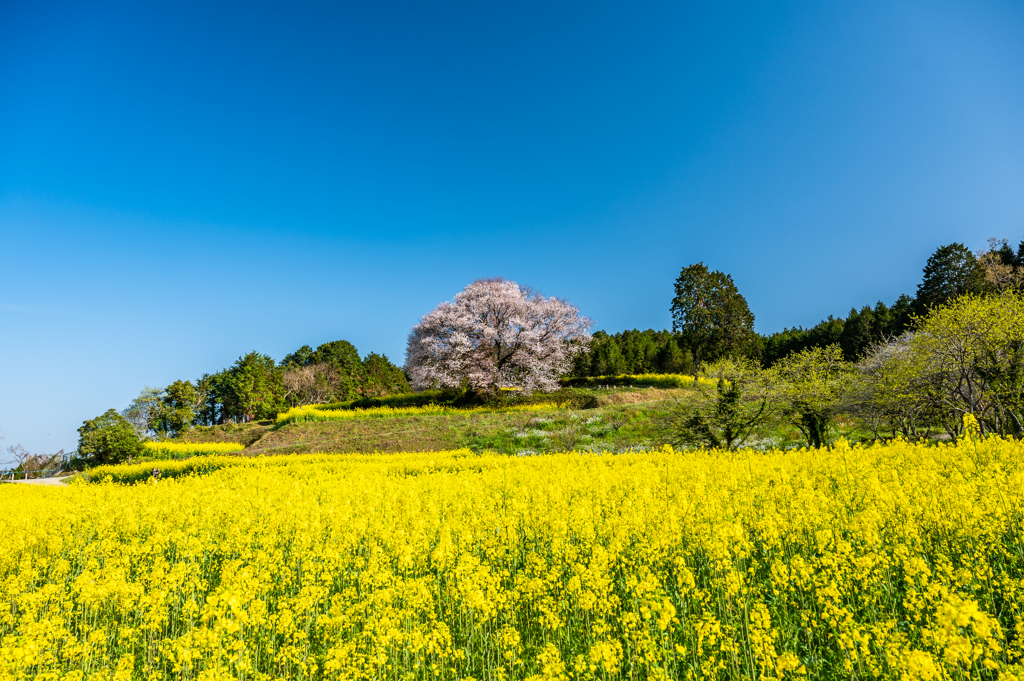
[3, 0, 1024, 455]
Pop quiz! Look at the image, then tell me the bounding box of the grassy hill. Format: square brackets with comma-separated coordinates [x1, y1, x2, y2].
[172, 386, 691, 456]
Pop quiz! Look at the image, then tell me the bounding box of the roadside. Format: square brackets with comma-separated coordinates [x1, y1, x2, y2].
[4, 475, 71, 486]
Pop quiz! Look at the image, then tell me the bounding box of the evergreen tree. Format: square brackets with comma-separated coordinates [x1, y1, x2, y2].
[361, 353, 411, 397]
[589, 335, 625, 376]
[916, 242, 987, 310]
[670, 263, 756, 378]
[281, 345, 315, 368]
[77, 409, 144, 465]
[153, 380, 201, 438]
[309, 341, 365, 399]
[888, 294, 915, 335]
[226, 352, 285, 421]
[839, 306, 876, 361]
[656, 338, 690, 374]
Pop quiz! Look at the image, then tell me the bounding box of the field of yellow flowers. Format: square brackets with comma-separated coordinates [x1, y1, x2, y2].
[276, 402, 555, 426]
[142, 441, 245, 459]
[3, 429, 1024, 680]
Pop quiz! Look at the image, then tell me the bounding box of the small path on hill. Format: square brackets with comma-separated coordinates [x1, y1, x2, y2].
[6, 475, 71, 486]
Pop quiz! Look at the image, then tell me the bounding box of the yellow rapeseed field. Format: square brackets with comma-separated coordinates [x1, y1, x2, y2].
[568, 374, 714, 389]
[3, 426, 1024, 679]
[142, 442, 246, 459]
[276, 402, 556, 425]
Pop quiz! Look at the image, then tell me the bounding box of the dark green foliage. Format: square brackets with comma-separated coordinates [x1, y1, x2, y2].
[916, 242, 987, 310]
[995, 240, 1018, 267]
[761, 316, 844, 367]
[153, 380, 201, 437]
[670, 263, 756, 377]
[839, 306, 876, 361]
[571, 329, 694, 378]
[308, 340, 366, 400]
[282, 340, 367, 401]
[762, 294, 916, 366]
[588, 333, 625, 376]
[77, 409, 144, 465]
[656, 338, 689, 374]
[361, 353, 410, 397]
[188, 340, 410, 426]
[281, 345, 315, 368]
[198, 353, 287, 423]
[889, 294, 915, 335]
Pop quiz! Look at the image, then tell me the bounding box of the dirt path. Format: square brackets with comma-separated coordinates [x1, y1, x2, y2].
[5, 476, 70, 486]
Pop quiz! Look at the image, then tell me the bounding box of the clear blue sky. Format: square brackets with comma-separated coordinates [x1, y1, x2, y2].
[2, 0, 1023, 456]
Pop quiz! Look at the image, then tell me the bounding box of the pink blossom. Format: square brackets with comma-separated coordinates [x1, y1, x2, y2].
[405, 279, 592, 394]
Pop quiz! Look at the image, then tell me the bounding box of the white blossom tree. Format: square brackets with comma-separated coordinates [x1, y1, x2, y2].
[405, 279, 592, 394]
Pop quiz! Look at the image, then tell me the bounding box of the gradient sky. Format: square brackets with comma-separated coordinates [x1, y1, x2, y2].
[2, 0, 1023, 457]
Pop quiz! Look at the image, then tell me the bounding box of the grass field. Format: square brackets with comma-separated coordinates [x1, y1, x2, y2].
[168, 386, 881, 458]
[167, 387, 690, 456]
[3, 429, 1024, 679]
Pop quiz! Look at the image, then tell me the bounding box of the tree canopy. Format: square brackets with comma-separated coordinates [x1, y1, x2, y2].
[77, 409, 144, 465]
[916, 242, 987, 310]
[670, 263, 755, 377]
[405, 278, 591, 394]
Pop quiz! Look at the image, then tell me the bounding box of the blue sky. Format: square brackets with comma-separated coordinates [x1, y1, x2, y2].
[2, 0, 1023, 455]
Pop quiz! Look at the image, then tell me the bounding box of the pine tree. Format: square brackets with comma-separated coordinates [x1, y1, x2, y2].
[670, 263, 756, 378]
[916, 243, 987, 310]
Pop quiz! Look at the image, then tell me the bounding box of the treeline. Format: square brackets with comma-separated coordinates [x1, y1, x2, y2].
[762, 239, 1023, 365]
[121, 341, 409, 439]
[675, 290, 1024, 449]
[572, 329, 695, 377]
[572, 238, 1024, 376]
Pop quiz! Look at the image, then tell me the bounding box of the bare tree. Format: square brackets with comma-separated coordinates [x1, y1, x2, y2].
[5, 445, 66, 480]
[283, 362, 341, 406]
[554, 416, 586, 451]
[978, 238, 1024, 292]
[7, 445, 32, 479]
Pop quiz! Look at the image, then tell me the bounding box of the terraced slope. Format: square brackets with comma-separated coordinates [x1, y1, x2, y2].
[170, 388, 686, 455]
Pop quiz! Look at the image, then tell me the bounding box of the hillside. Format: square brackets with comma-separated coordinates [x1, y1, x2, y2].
[172, 386, 693, 455]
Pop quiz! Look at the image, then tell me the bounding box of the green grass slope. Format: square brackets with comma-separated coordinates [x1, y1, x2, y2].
[172, 387, 688, 455]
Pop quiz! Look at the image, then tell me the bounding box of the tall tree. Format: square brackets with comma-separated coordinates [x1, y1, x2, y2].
[888, 294, 915, 336]
[670, 263, 756, 378]
[839, 306, 876, 361]
[226, 352, 285, 421]
[405, 278, 591, 394]
[281, 340, 366, 401]
[589, 334, 625, 376]
[774, 344, 852, 448]
[153, 380, 202, 437]
[916, 242, 987, 310]
[77, 409, 144, 465]
[361, 353, 410, 397]
[656, 338, 690, 374]
[308, 341, 365, 400]
[122, 387, 164, 439]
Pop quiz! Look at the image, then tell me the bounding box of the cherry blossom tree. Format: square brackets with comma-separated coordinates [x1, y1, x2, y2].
[405, 279, 592, 394]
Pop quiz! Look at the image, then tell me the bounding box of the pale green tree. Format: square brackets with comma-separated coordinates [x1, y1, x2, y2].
[910, 290, 1024, 438]
[671, 357, 777, 450]
[774, 344, 853, 448]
